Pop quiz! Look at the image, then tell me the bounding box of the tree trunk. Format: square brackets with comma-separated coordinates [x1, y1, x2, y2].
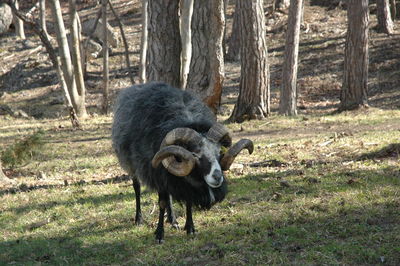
[39, 0, 50, 40]
[101, 0, 109, 114]
[69, 0, 87, 117]
[187, 0, 225, 113]
[13, 0, 25, 39]
[279, 0, 303, 116]
[340, 0, 369, 111]
[179, 0, 194, 89]
[146, 0, 181, 87]
[49, 0, 87, 117]
[229, 0, 270, 122]
[275, 0, 290, 10]
[389, 0, 396, 20]
[226, 0, 240, 62]
[377, 0, 394, 34]
[139, 0, 148, 83]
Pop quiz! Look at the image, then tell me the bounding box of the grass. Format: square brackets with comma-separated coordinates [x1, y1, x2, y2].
[0, 108, 399, 265]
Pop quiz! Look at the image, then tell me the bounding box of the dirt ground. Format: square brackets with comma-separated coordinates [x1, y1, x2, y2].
[0, 0, 399, 118]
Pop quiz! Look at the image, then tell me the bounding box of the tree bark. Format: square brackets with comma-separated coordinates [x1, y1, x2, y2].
[340, 0, 369, 111]
[187, 0, 225, 113]
[146, 0, 181, 87]
[69, 0, 87, 117]
[49, 0, 87, 117]
[229, 0, 270, 122]
[279, 0, 303, 116]
[179, 0, 194, 89]
[101, 0, 109, 114]
[13, 0, 25, 39]
[377, 0, 394, 34]
[226, 0, 240, 62]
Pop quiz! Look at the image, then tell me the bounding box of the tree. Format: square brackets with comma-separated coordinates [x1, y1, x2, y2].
[39, 0, 50, 40]
[389, 0, 396, 20]
[377, 0, 394, 34]
[101, 0, 109, 114]
[49, 0, 87, 117]
[146, 0, 181, 87]
[226, 0, 240, 62]
[13, 0, 25, 39]
[340, 0, 369, 111]
[187, 0, 225, 113]
[279, 0, 303, 116]
[139, 0, 148, 83]
[179, 0, 194, 89]
[229, 0, 270, 122]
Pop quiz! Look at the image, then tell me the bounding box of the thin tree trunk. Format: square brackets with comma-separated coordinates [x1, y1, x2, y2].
[229, 0, 270, 122]
[83, 8, 102, 77]
[377, 0, 394, 34]
[179, 0, 194, 89]
[39, 0, 50, 40]
[49, 0, 87, 117]
[340, 0, 369, 111]
[101, 0, 109, 114]
[226, 0, 240, 62]
[187, 0, 225, 113]
[139, 0, 148, 83]
[69, 0, 87, 118]
[147, 0, 181, 87]
[13, 0, 25, 39]
[279, 0, 303, 116]
[9, 2, 80, 128]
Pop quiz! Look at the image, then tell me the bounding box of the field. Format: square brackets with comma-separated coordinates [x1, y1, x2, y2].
[1, 0, 400, 265]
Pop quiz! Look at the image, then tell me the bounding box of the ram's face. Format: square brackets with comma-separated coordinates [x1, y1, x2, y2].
[151, 124, 254, 185]
[193, 138, 224, 188]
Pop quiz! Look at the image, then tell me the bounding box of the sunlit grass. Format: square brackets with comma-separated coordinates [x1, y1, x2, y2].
[0, 107, 399, 264]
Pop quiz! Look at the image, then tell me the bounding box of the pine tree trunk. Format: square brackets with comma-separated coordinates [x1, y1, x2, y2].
[187, 0, 225, 113]
[147, 0, 181, 87]
[13, 0, 26, 39]
[279, 0, 303, 116]
[340, 0, 369, 111]
[139, 0, 148, 83]
[226, 0, 240, 62]
[49, 0, 87, 117]
[229, 0, 270, 122]
[377, 0, 394, 34]
[69, 0, 87, 117]
[179, 0, 194, 89]
[101, 0, 109, 114]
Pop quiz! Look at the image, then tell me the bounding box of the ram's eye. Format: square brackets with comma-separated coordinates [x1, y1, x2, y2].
[220, 146, 228, 155]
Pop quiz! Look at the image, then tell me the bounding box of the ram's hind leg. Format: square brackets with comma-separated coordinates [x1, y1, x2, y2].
[132, 177, 143, 225]
[166, 195, 179, 229]
[184, 202, 195, 235]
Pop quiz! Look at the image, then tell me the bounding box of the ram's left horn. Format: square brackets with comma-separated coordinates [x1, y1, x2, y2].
[220, 139, 254, 171]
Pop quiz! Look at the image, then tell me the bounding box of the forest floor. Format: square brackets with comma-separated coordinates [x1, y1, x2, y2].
[1, 0, 400, 265]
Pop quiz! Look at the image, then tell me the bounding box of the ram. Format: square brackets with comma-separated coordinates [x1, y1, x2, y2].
[112, 82, 253, 242]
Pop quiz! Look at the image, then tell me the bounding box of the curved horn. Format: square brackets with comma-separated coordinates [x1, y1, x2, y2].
[152, 145, 196, 176]
[206, 123, 232, 147]
[220, 139, 254, 171]
[161, 128, 203, 148]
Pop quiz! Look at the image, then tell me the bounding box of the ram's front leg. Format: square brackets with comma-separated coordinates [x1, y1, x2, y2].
[155, 192, 168, 243]
[184, 202, 195, 235]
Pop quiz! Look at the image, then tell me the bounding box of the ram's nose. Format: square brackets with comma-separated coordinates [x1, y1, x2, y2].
[212, 169, 223, 185]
